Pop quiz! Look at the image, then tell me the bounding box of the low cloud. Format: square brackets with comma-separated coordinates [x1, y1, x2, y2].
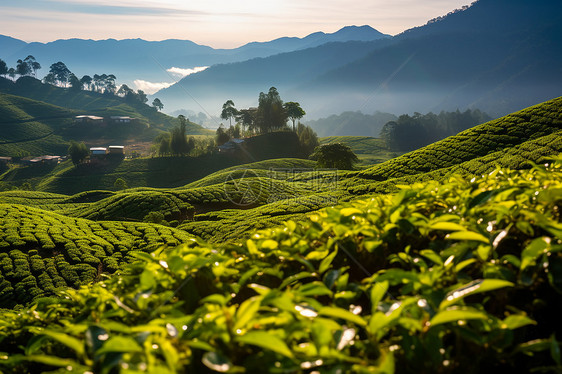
[133, 80, 173, 94]
[167, 66, 209, 78]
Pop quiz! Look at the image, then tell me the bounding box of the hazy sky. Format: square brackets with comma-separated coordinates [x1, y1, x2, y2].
[1, 0, 472, 48]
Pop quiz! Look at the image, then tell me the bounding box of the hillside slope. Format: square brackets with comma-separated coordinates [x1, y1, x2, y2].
[0, 203, 193, 306]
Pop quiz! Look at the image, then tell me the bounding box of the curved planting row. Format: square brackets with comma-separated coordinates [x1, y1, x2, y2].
[355, 96, 562, 181]
[0, 204, 193, 306]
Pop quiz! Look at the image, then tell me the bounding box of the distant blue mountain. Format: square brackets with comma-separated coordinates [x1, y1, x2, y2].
[0, 26, 389, 85]
[154, 0, 562, 119]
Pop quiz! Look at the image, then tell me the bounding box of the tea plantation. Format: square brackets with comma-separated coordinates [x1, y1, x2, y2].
[1, 96, 562, 372]
[0, 204, 193, 306]
[0, 158, 560, 373]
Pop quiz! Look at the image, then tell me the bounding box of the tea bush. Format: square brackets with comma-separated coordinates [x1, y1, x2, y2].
[0, 157, 561, 373]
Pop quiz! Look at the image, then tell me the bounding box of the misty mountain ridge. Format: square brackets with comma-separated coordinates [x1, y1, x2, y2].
[152, 0, 561, 120]
[0, 25, 389, 85]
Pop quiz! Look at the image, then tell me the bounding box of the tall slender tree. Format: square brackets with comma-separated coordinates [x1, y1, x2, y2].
[0, 59, 8, 77]
[283, 102, 306, 132]
[256, 87, 287, 133]
[16, 59, 31, 77]
[49, 61, 71, 87]
[23, 55, 41, 77]
[221, 100, 238, 127]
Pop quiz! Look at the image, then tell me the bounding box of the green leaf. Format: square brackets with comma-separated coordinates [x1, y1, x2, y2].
[319, 307, 366, 327]
[430, 308, 489, 327]
[96, 336, 143, 355]
[501, 315, 537, 330]
[521, 237, 550, 270]
[419, 250, 443, 266]
[30, 329, 85, 357]
[279, 272, 314, 289]
[439, 279, 513, 310]
[236, 331, 294, 358]
[468, 190, 496, 209]
[445, 231, 489, 243]
[429, 222, 466, 232]
[370, 281, 389, 314]
[340, 208, 363, 217]
[130, 251, 157, 263]
[140, 270, 156, 290]
[297, 282, 333, 297]
[319, 248, 338, 274]
[202, 352, 233, 373]
[21, 355, 84, 369]
[235, 296, 261, 330]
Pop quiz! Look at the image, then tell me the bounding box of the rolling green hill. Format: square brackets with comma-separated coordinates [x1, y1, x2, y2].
[0, 77, 210, 156]
[320, 135, 402, 166]
[0, 203, 194, 307]
[1, 96, 562, 308]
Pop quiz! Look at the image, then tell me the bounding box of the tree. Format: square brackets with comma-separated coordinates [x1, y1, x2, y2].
[49, 61, 71, 87]
[8, 68, 16, 80]
[16, 59, 31, 77]
[310, 143, 358, 170]
[43, 73, 57, 86]
[114, 178, 128, 191]
[236, 108, 257, 134]
[297, 123, 319, 157]
[136, 90, 148, 104]
[80, 75, 93, 90]
[117, 84, 134, 98]
[68, 141, 89, 165]
[284, 102, 306, 132]
[169, 115, 192, 156]
[152, 98, 164, 111]
[215, 126, 230, 146]
[24, 55, 41, 77]
[104, 74, 117, 94]
[221, 100, 238, 127]
[69, 74, 82, 91]
[0, 59, 7, 77]
[256, 87, 287, 133]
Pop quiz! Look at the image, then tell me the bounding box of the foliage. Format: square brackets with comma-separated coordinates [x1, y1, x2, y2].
[311, 143, 359, 170]
[284, 102, 306, 131]
[152, 98, 164, 111]
[297, 123, 319, 157]
[67, 141, 88, 166]
[221, 100, 238, 127]
[48, 62, 71, 87]
[0, 204, 194, 306]
[1, 160, 561, 372]
[379, 109, 491, 152]
[256, 87, 287, 133]
[0, 59, 7, 77]
[216, 126, 231, 146]
[113, 178, 128, 191]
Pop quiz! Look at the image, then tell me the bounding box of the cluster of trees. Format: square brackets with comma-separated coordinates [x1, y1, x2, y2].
[380, 109, 491, 151]
[157, 116, 196, 157]
[218, 87, 306, 136]
[0, 56, 41, 80]
[0, 57, 164, 110]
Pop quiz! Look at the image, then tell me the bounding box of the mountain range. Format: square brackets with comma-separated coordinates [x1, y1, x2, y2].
[153, 0, 562, 119]
[0, 26, 389, 87]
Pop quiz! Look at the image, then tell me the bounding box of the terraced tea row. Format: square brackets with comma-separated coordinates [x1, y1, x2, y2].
[355, 97, 562, 181]
[0, 204, 193, 306]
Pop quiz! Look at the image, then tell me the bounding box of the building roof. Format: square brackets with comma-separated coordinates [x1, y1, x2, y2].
[76, 115, 104, 120]
[108, 145, 124, 149]
[110, 116, 133, 120]
[90, 147, 107, 152]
